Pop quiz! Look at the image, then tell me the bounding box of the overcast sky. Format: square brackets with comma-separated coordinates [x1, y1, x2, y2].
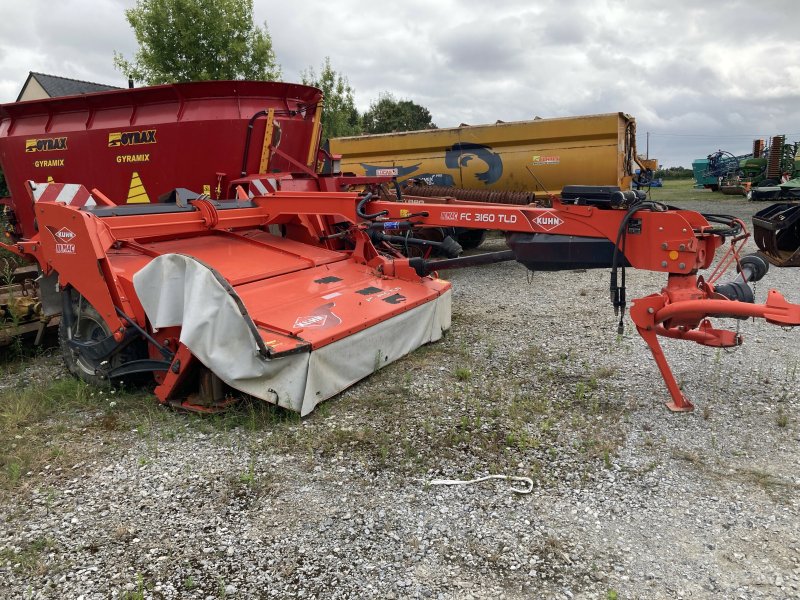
[1, 0, 798, 167]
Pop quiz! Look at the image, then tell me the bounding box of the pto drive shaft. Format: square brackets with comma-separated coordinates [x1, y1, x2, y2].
[713, 254, 769, 304]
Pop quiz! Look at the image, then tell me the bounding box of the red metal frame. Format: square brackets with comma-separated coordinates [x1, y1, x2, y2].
[259, 193, 799, 411]
[11, 182, 799, 411]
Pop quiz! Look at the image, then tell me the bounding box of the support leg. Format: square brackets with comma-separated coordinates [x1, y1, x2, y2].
[636, 326, 694, 412]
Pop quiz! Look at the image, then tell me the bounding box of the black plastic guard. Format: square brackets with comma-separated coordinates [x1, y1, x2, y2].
[506, 233, 631, 271]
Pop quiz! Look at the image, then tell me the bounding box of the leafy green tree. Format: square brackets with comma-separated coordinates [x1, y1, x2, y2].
[114, 0, 280, 84]
[655, 166, 694, 179]
[301, 57, 361, 140]
[362, 93, 436, 134]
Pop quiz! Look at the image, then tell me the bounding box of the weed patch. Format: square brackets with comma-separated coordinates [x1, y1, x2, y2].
[0, 536, 56, 575]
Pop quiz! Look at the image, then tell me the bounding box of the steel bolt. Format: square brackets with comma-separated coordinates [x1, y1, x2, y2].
[647, 307, 655, 314]
[679, 262, 686, 269]
[661, 243, 668, 250]
[679, 244, 686, 251]
[661, 261, 668, 267]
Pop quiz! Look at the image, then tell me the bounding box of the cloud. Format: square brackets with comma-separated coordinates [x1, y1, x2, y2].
[1, 0, 798, 167]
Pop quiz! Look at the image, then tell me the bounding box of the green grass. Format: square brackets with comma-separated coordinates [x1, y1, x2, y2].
[0, 246, 27, 275]
[454, 366, 472, 381]
[0, 356, 316, 495]
[0, 372, 159, 494]
[777, 407, 788, 428]
[643, 177, 729, 203]
[0, 535, 56, 574]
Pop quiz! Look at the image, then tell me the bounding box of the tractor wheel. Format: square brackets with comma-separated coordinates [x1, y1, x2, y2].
[58, 293, 143, 387]
[59, 297, 112, 386]
[456, 229, 487, 251]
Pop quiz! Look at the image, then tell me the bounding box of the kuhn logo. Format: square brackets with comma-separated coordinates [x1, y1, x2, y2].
[440, 211, 459, 221]
[294, 315, 327, 328]
[55, 227, 76, 241]
[108, 129, 157, 147]
[54, 227, 76, 254]
[533, 212, 564, 231]
[375, 167, 398, 177]
[25, 137, 68, 152]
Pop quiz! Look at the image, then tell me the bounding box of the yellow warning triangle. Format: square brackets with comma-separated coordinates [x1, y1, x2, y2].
[46, 176, 54, 183]
[127, 171, 150, 204]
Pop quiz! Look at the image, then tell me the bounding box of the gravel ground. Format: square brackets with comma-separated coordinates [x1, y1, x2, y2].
[2, 196, 799, 599]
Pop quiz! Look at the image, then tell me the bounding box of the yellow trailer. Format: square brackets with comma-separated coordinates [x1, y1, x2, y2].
[330, 112, 655, 196]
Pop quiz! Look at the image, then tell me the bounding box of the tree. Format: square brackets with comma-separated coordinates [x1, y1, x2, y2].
[301, 57, 361, 140]
[0, 168, 7, 197]
[362, 93, 436, 134]
[114, 0, 280, 85]
[655, 166, 694, 180]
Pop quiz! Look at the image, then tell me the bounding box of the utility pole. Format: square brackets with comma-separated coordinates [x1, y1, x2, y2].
[646, 131, 650, 160]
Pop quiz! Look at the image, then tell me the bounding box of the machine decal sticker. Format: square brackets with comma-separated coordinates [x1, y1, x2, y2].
[126, 171, 150, 204]
[34, 159, 65, 168]
[533, 211, 564, 231]
[365, 287, 402, 302]
[361, 147, 503, 186]
[314, 276, 342, 284]
[356, 286, 382, 295]
[55, 227, 76, 241]
[116, 154, 150, 163]
[382, 293, 407, 305]
[55, 227, 76, 254]
[25, 137, 67, 152]
[293, 302, 341, 329]
[440, 211, 459, 221]
[410, 173, 456, 186]
[532, 155, 560, 165]
[294, 314, 327, 328]
[361, 163, 421, 178]
[445, 143, 503, 184]
[108, 129, 157, 147]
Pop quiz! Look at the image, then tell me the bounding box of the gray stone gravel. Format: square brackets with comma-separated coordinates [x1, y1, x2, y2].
[2, 196, 799, 599]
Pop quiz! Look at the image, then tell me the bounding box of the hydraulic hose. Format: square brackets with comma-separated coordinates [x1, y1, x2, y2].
[356, 193, 388, 220]
[240, 110, 269, 176]
[393, 179, 403, 202]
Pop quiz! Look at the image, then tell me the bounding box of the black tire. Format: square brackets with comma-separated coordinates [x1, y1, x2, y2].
[758, 179, 778, 188]
[59, 296, 114, 386]
[59, 293, 144, 386]
[456, 229, 487, 250]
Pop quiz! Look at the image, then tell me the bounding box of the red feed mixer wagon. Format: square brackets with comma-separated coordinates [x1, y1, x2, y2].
[1, 80, 799, 414]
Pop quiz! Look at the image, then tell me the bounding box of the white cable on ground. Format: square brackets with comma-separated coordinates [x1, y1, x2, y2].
[416, 474, 534, 494]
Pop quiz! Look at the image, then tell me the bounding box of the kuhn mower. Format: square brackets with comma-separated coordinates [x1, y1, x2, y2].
[1, 81, 799, 414]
